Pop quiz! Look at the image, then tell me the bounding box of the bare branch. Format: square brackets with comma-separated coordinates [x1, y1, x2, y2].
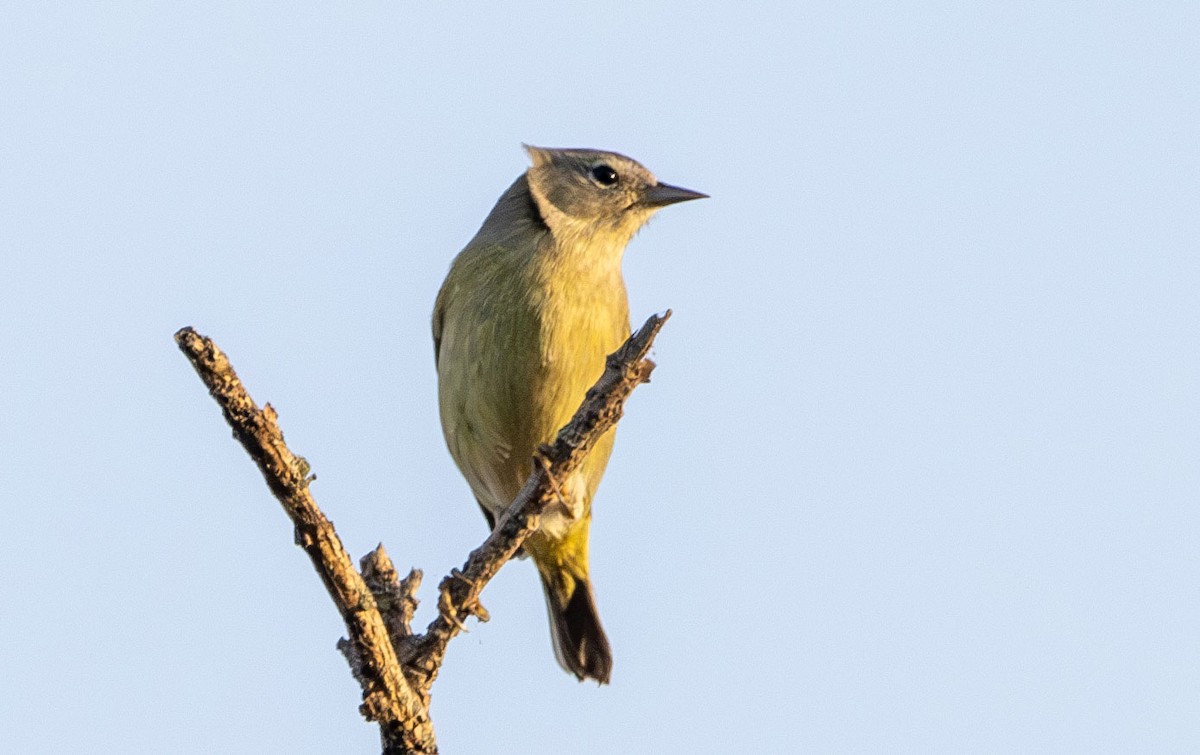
[362, 547, 423, 642]
[174, 328, 437, 754]
[406, 311, 671, 693]
[362, 547, 424, 678]
[174, 310, 671, 752]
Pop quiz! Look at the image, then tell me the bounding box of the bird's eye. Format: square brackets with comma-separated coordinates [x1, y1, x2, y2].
[590, 164, 619, 186]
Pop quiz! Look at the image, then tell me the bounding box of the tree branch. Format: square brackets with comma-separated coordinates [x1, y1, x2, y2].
[174, 310, 670, 753]
[405, 311, 671, 692]
[174, 328, 436, 753]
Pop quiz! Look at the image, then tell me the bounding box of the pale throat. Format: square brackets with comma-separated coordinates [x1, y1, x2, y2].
[530, 218, 633, 343]
[542, 214, 646, 281]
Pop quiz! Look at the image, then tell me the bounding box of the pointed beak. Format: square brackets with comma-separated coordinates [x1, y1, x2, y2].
[641, 182, 709, 208]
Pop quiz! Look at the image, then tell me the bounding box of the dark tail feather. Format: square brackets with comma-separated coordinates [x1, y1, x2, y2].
[542, 576, 612, 684]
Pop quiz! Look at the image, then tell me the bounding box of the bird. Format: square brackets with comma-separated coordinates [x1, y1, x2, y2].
[432, 145, 705, 683]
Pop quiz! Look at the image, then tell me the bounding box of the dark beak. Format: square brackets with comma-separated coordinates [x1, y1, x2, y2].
[641, 182, 709, 208]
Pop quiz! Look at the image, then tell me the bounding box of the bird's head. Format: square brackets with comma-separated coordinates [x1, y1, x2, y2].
[523, 145, 706, 249]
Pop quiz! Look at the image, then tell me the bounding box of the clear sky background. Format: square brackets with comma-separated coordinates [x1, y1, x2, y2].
[2, 2, 1197, 753]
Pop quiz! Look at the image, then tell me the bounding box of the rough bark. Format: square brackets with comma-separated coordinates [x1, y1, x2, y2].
[174, 311, 669, 754]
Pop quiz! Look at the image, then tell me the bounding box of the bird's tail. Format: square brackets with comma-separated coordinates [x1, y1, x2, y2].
[537, 563, 612, 684]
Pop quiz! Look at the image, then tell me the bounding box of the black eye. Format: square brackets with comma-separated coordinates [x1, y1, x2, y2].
[590, 164, 619, 186]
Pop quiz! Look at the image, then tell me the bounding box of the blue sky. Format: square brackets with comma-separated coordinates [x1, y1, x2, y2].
[2, 2, 1198, 752]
